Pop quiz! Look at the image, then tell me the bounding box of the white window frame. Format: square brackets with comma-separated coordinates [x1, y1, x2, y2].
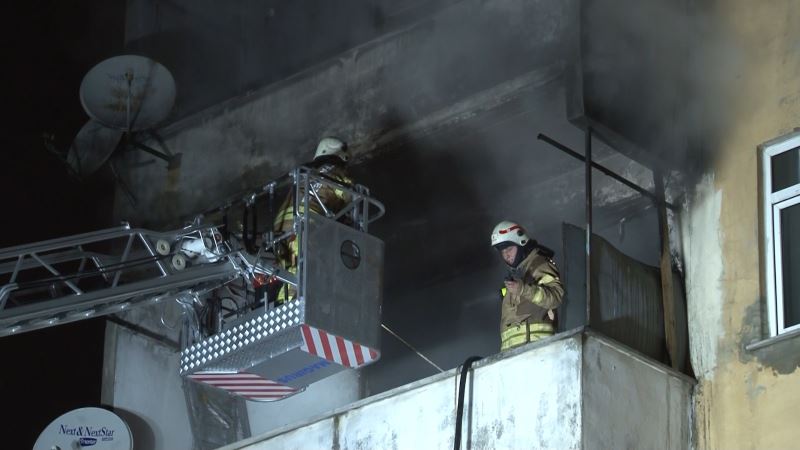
[761, 131, 800, 337]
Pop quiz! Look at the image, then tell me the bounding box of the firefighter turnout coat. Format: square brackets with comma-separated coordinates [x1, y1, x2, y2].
[272, 164, 352, 302]
[500, 248, 564, 351]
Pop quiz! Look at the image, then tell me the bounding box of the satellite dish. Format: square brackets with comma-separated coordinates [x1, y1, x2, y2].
[33, 407, 133, 450]
[66, 120, 124, 177]
[50, 55, 181, 198]
[80, 55, 176, 131]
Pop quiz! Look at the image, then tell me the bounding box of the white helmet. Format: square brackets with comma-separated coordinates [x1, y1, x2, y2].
[314, 137, 348, 162]
[490, 221, 530, 248]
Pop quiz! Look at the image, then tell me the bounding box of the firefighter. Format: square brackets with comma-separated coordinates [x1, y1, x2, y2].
[271, 137, 353, 303]
[491, 220, 564, 351]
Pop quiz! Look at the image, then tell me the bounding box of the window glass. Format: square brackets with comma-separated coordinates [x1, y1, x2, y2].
[772, 147, 800, 192]
[780, 202, 800, 328]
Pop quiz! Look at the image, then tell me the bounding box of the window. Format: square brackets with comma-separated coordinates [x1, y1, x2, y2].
[762, 131, 800, 336]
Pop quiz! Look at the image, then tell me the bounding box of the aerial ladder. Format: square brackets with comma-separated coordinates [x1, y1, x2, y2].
[0, 167, 386, 401]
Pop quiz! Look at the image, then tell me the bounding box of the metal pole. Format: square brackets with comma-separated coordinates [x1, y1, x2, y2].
[111, 234, 135, 287]
[585, 127, 592, 328]
[537, 133, 678, 211]
[300, 169, 309, 301]
[128, 140, 173, 163]
[125, 70, 133, 133]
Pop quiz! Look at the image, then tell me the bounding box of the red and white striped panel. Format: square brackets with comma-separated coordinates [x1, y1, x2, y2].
[300, 324, 380, 368]
[188, 372, 297, 402]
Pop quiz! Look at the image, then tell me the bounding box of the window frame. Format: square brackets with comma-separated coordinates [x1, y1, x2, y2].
[761, 131, 800, 337]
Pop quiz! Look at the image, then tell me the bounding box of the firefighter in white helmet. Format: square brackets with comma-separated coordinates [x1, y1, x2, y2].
[491, 220, 564, 351]
[271, 137, 354, 303]
[274, 138, 352, 234]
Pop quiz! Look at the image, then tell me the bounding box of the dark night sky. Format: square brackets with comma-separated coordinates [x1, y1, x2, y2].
[0, 2, 125, 448]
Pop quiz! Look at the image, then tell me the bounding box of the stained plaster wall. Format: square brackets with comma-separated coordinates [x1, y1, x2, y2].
[124, 0, 459, 118]
[220, 332, 692, 450]
[672, 2, 800, 449]
[227, 333, 584, 450]
[582, 335, 692, 450]
[106, 323, 192, 450]
[576, 0, 800, 446]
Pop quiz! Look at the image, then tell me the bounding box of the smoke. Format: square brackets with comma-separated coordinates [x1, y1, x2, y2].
[117, 0, 674, 401]
[125, 0, 461, 119]
[581, 0, 745, 177]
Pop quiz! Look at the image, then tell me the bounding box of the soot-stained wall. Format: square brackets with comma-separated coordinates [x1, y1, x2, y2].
[125, 0, 459, 119]
[112, 0, 663, 420]
[578, 0, 739, 174]
[581, 0, 800, 448]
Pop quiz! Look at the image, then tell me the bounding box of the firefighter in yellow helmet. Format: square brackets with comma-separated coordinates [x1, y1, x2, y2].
[491, 221, 564, 351]
[271, 137, 354, 303]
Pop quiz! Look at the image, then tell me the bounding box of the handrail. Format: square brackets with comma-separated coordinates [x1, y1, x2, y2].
[188, 166, 386, 226]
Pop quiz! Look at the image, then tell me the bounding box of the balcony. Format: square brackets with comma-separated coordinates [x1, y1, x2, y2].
[219, 328, 693, 450]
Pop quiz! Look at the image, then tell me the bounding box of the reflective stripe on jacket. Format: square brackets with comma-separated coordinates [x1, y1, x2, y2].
[499, 248, 564, 351]
[500, 321, 555, 350]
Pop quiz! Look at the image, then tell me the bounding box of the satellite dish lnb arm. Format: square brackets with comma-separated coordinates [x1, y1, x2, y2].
[129, 139, 181, 169]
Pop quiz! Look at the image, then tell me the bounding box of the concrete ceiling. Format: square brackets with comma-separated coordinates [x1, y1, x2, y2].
[125, 0, 460, 119]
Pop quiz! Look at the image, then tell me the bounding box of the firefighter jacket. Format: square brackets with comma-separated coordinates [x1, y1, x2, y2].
[271, 164, 352, 303]
[499, 248, 564, 351]
[273, 164, 353, 234]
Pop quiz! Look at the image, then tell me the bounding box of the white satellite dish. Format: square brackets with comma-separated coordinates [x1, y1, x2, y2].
[66, 119, 124, 177]
[80, 55, 176, 132]
[33, 407, 133, 450]
[61, 55, 181, 198]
